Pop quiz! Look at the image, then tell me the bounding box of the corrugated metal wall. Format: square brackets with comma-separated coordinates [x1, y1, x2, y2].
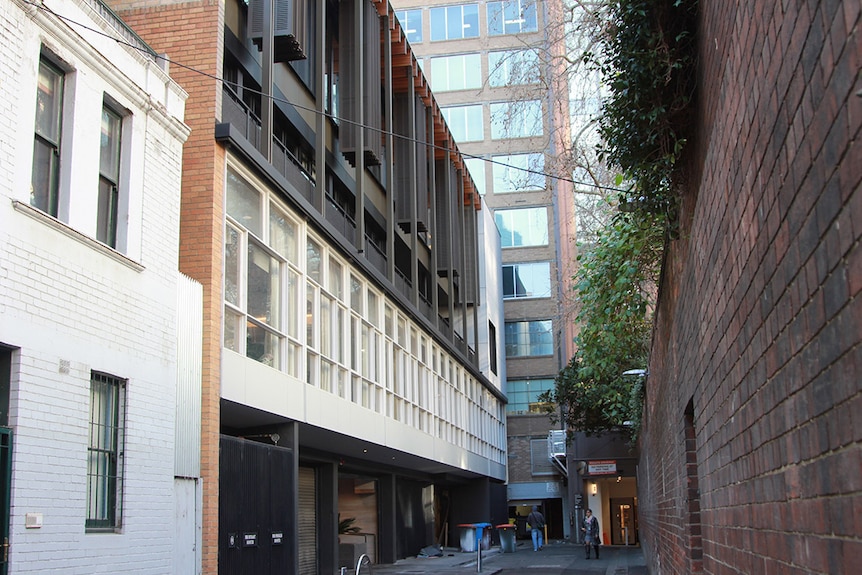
[175, 272, 202, 478]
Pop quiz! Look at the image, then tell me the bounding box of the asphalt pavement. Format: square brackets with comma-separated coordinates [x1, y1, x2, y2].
[367, 540, 648, 575]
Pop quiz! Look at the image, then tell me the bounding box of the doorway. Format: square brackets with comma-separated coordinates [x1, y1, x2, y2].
[0, 346, 12, 575]
[609, 497, 637, 545]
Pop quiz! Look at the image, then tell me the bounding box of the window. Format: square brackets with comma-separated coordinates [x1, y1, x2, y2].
[489, 321, 498, 375]
[502, 262, 551, 299]
[505, 320, 553, 357]
[442, 105, 483, 142]
[488, 49, 540, 86]
[464, 157, 487, 195]
[87, 371, 126, 530]
[31, 56, 64, 217]
[487, 0, 538, 36]
[395, 9, 423, 44]
[506, 378, 554, 413]
[495, 206, 548, 247]
[430, 4, 479, 41]
[97, 104, 122, 247]
[429, 54, 482, 92]
[224, 166, 298, 373]
[492, 153, 545, 192]
[490, 100, 543, 139]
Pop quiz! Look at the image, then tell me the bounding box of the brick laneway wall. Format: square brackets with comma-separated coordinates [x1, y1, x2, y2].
[639, 2, 861, 574]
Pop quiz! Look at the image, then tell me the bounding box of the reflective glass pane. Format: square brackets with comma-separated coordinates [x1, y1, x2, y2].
[226, 168, 262, 236]
[224, 225, 240, 305]
[247, 240, 280, 329]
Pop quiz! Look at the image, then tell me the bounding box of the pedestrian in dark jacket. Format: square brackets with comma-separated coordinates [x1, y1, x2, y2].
[527, 505, 545, 551]
[582, 508, 600, 559]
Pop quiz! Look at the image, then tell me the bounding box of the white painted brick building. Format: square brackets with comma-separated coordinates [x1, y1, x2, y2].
[0, 0, 195, 572]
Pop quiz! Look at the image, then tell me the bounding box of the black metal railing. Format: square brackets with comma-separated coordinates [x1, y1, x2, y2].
[364, 236, 387, 275]
[273, 136, 315, 203]
[222, 86, 261, 149]
[325, 196, 356, 244]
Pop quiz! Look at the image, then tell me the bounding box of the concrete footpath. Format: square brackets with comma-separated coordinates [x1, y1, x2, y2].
[366, 540, 648, 575]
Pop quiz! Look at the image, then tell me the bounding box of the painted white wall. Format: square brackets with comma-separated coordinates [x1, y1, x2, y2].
[0, 0, 188, 571]
[475, 200, 506, 392]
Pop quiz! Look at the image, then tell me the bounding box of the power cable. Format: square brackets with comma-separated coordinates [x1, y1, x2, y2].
[23, 0, 632, 195]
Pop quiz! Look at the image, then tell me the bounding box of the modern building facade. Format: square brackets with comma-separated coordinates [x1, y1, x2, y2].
[106, 0, 509, 572]
[0, 0, 195, 573]
[390, 0, 588, 539]
[639, 2, 861, 574]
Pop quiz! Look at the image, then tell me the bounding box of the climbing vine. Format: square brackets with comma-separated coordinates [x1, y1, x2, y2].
[541, 0, 697, 441]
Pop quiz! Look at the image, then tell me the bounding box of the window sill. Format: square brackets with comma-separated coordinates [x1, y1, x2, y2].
[12, 200, 144, 273]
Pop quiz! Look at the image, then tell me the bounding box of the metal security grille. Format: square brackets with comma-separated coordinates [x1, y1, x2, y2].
[298, 467, 317, 575]
[86, 372, 125, 530]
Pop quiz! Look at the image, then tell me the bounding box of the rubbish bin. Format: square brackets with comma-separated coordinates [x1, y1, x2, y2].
[458, 523, 492, 552]
[458, 524, 477, 552]
[474, 523, 492, 551]
[496, 524, 516, 553]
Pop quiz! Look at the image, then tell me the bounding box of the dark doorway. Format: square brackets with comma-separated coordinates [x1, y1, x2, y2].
[219, 435, 295, 575]
[0, 345, 12, 575]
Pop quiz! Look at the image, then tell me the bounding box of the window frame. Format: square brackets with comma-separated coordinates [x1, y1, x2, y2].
[487, 0, 538, 36]
[490, 100, 543, 140]
[442, 104, 484, 142]
[504, 319, 554, 357]
[491, 153, 545, 193]
[97, 101, 124, 248]
[502, 261, 552, 299]
[488, 49, 541, 87]
[31, 55, 65, 218]
[429, 3, 479, 42]
[494, 206, 549, 248]
[429, 53, 483, 92]
[395, 9, 423, 44]
[86, 371, 126, 531]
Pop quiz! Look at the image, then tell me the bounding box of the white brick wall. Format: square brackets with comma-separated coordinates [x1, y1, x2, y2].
[0, 0, 189, 572]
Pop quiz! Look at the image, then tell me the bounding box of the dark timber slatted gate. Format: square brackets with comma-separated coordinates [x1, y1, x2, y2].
[219, 435, 294, 575]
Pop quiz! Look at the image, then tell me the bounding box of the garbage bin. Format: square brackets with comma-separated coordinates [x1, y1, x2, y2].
[474, 523, 492, 551]
[458, 524, 477, 552]
[458, 523, 492, 552]
[496, 524, 516, 553]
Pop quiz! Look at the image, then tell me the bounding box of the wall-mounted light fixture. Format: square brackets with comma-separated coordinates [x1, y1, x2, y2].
[591, 482, 597, 495]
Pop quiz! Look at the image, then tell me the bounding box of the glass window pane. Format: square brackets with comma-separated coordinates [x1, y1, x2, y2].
[328, 259, 343, 299]
[502, 262, 551, 298]
[396, 9, 423, 44]
[247, 240, 280, 329]
[224, 225, 241, 306]
[247, 321, 279, 368]
[96, 177, 118, 247]
[490, 100, 543, 139]
[465, 158, 486, 196]
[270, 202, 297, 263]
[492, 153, 545, 192]
[224, 308, 243, 352]
[35, 60, 63, 142]
[307, 238, 321, 283]
[226, 168, 262, 237]
[495, 207, 548, 247]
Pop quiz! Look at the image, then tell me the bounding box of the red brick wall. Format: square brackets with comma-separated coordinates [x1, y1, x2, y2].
[104, 2, 225, 574]
[639, 2, 861, 574]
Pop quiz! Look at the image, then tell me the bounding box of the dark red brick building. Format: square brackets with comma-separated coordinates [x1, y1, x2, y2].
[638, 2, 861, 574]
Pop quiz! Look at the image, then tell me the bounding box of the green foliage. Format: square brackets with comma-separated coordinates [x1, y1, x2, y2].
[540, 208, 662, 439]
[541, 0, 697, 441]
[588, 0, 698, 221]
[339, 515, 360, 535]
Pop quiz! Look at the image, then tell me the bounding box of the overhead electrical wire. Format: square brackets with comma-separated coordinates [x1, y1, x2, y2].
[24, 0, 632, 195]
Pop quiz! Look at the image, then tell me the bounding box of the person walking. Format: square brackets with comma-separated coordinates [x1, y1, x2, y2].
[527, 505, 545, 551]
[581, 508, 600, 558]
